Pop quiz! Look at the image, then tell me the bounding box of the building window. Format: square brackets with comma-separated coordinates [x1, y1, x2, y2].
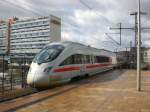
[145, 52, 147, 56]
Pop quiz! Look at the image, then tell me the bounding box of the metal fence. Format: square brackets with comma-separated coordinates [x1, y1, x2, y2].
[0, 54, 32, 96]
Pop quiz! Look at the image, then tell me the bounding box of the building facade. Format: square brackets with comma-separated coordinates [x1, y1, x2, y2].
[143, 48, 150, 67]
[10, 15, 61, 55]
[0, 22, 8, 54]
[116, 47, 149, 69]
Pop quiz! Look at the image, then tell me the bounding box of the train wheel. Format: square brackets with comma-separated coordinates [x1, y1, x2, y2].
[84, 74, 89, 78]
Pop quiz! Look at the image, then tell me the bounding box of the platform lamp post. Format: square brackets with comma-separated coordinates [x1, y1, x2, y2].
[137, 0, 142, 91]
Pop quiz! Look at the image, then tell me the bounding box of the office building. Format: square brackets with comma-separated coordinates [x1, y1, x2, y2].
[0, 21, 8, 54]
[10, 15, 61, 55]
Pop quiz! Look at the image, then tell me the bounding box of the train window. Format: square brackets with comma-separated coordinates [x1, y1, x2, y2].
[33, 45, 65, 64]
[94, 56, 97, 63]
[60, 55, 74, 66]
[74, 54, 83, 64]
[82, 55, 87, 64]
[81, 55, 85, 64]
[91, 55, 95, 64]
[85, 55, 91, 63]
[60, 54, 87, 66]
[60, 54, 101, 66]
[89, 55, 92, 63]
[96, 56, 109, 63]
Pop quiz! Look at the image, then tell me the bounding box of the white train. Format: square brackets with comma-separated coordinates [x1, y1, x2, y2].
[27, 41, 117, 88]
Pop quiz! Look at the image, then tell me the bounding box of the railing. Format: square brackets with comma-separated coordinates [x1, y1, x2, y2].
[0, 54, 31, 98]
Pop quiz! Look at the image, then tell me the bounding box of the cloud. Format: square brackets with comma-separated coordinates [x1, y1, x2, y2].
[0, 0, 150, 51]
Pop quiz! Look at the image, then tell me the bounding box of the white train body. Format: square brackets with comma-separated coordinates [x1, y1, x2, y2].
[27, 41, 117, 88]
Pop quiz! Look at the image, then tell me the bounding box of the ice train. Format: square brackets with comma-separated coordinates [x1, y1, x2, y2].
[27, 41, 117, 88]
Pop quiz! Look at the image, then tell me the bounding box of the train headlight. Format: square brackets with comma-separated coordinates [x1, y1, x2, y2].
[44, 66, 52, 73]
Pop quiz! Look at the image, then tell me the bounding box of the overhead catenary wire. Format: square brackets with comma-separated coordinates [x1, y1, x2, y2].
[7, 0, 107, 44]
[79, 0, 109, 21]
[0, 0, 80, 30]
[1, 0, 42, 16]
[105, 33, 120, 45]
[78, 0, 126, 49]
[1, 0, 116, 51]
[0, 0, 89, 46]
[0, 0, 88, 40]
[78, 0, 114, 48]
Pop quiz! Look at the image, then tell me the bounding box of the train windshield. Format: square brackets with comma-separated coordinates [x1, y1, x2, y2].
[33, 45, 65, 64]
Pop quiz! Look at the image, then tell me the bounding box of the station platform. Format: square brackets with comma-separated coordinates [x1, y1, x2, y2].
[0, 86, 36, 102]
[1, 69, 150, 112]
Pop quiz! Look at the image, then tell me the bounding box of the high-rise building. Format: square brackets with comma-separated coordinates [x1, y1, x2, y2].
[10, 15, 61, 55]
[0, 21, 8, 54]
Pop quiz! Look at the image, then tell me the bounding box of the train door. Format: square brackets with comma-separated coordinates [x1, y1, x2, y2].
[56, 54, 81, 80]
[80, 55, 86, 75]
[89, 55, 96, 75]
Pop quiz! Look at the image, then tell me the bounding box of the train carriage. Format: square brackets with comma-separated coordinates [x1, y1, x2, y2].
[27, 41, 117, 88]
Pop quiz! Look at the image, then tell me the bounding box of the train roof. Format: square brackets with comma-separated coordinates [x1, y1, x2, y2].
[47, 41, 115, 55]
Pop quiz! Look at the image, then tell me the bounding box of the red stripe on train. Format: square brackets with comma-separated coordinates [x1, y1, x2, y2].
[53, 66, 80, 72]
[86, 63, 111, 69]
[53, 63, 112, 73]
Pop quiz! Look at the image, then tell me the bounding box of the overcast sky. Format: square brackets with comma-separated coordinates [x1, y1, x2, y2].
[0, 0, 150, 51]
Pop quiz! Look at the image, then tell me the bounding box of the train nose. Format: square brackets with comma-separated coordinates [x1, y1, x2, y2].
[34, 74, 50, 88]
[27, 72, 35, 86]
[27, 63, 52, 88]
[27, 72, 50, 88]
